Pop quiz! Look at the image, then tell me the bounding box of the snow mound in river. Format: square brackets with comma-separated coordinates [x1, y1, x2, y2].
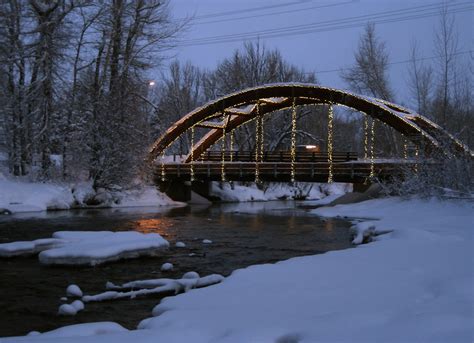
[0, 231, 169, 266]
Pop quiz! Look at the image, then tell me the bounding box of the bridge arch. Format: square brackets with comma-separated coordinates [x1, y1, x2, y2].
[148, 83, 471, 163]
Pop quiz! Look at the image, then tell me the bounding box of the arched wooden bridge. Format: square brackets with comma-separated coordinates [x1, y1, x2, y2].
[149, 83, 472, 201]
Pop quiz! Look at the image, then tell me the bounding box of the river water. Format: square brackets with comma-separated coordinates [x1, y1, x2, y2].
[0, 201, 353, 337]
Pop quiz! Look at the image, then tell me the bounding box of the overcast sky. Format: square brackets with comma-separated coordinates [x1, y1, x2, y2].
[164, 0, 472, 106]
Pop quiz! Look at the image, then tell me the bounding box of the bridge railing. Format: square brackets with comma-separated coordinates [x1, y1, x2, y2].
[191, 151, 358, 163]
[155, 161, 407, 183]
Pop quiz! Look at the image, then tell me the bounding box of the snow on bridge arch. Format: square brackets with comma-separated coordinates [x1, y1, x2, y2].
[148, 83, 472, 163]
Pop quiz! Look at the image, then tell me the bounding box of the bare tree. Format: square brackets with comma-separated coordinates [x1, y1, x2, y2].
[341, 23, 402, 156]
[152, 61, 203, 155]
[407, 41, 433, 115]
[341, 23, 393, 101]
[432, 5, 458, 127]
[202, 41, 318, 153]
[80, 0, 183, 189]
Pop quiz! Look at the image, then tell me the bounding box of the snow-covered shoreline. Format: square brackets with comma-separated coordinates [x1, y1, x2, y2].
[0, 176, 351, 214]
[0, 176, 180, 214]
[3, 196, 472, 342]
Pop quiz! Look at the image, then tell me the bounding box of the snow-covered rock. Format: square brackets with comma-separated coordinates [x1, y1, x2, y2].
[202, 239, 212, 244]
[58, 304, 77, 316]
[66, 284, 83, 297]
[175, 241, 186, 248]
[1, 231, 169, 266]
[82, 273, 224, 303]
[160, 262, 173, 271]
[182, 271, 200, 279]
[0, 238, 66, 257]
[71, 300, 84, 312]
[39, 231, 169, 266]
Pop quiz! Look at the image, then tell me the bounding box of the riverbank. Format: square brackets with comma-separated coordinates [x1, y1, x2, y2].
[0, 174, 351, 214]
[0, 175, 179, 214]
[4, 196, 472, 342]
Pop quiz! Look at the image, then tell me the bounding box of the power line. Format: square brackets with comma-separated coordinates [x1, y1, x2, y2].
[181, 3, 471, 45]
[176, 2, 472, 46]
[312, 50, 473, 75]
[190, 0, 313, 20]
[194, 1, 354, 26]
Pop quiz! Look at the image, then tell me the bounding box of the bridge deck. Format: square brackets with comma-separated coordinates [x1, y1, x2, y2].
[155, 161, 409, 183]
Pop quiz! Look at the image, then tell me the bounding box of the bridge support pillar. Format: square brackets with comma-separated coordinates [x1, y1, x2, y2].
[352, 182, 372, 193]
[158, 180, 191, 202]
[158, 180, 216, 202]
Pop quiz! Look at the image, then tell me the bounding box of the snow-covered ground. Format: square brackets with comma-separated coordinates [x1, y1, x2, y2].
[0, 174, 179, 214]
[4, 197, 472, 342]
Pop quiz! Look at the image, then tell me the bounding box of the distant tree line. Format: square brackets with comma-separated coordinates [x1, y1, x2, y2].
[0, 1, 471, 191]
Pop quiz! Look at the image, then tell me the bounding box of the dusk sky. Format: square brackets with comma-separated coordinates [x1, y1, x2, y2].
[169, 0, 473, 105]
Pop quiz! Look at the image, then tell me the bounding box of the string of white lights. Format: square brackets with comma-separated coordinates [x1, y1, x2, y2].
[160, 150, 166, 182]
[327, 104, 334, 183]
[255, 102, 261, 183]
[230, 129, 234, 162]
[364, 115, 369, 160]
[260, 115, 264, 163]
[190, 125, 195, 182]
[369, 118, 375, 179]
[221, 127, 226, 182]
[415, 145, 419, 173]
[403, 137, 408, 160]
[291, 98, 297, 183]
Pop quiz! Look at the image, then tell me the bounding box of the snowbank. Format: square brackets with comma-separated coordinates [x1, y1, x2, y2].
[0, 178, 74, 213]
[4, 197, 473, 342]
[0, 231, 169, 266]
[28, 322, 128, 339]
[209, 181, 350, 202]
[0, 176, 179, 214]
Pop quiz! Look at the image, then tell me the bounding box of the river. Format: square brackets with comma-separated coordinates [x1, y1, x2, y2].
[0, 201, 353, 337]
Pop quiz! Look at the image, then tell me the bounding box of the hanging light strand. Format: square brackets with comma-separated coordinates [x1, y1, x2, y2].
[221, 126, 226, 182]
[414, 145, 419, 173]
[290, 97, 297, 183]
[403, 137, 408, 160]
[255, 102, 261, 183]
[190, 125, 195, 182]
[327, 104, 334, 183]
[364, 115, 369, 160]
[230, 129, 234, 162]
[160, 150, 166, 182]
[259, 115, 264, 163]
[369, 118, 375, 179]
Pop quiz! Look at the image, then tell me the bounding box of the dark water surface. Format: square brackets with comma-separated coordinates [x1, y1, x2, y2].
[0, 202, 353, 337]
